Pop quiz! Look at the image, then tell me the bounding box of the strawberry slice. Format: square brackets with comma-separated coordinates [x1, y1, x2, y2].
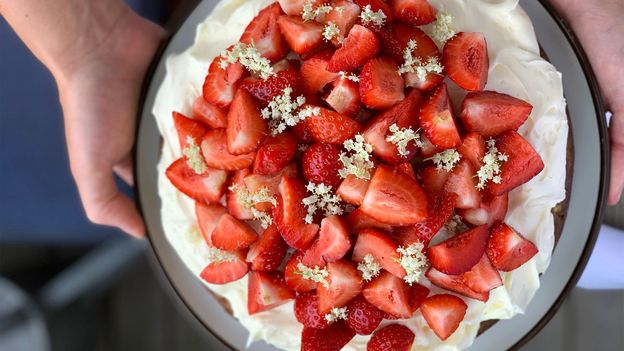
[457, 132, 485, 171]
[409, 283, 430, 311]
[248, 271, 295, 315]
[328, 25, 379, 73]
[359, 56, 405, 110]
[285, 251, 317, 292]
[195, 202, 228, 246]
[323, 78, 361, 117]
[253, 132, 298, 175]
[201, 129, 256, 171]
[353, 228, 405, 279]
[226, 89, 268, 155]
[425, 267, 489, 302]
[362, 89, 423, 164]
[247, 225, 289, 271]
[360, 165, 429, 226]
[337, 175, 371, 206]
[165, 158, 228, 204]
[172, 111, 209, 151]
[202, 56, 245, 109]
[295, 291, 330, 329]
[419, 167, 450, 195]
[427, 225, 490, 275]
[226, 168, 254, 220]
[345, 295, 387, 335]
[444, 160, 481, 209]
[317, 259, 363, 314]
[443, 32, 489, 91]
[277, 16, 325, 55]
[192, 96, 228, 129]
[301, 53, 340, 95]
[274, 177, 320, 249]
[487, 131, 545, 196]
[390, 0, 436, 26]
[303, 216, 351, 266]
[211, 213, 258, 251]
[362, 271, 412, 318]
[420, 294, 467, 340]
[367, 324, 415, 351]
[460, 254, 503, 293]
[397, 163, 417, 180]
[318, 0, 361, 46]
[460, 91, 533, 137]
[346, 208, 394, 233]
[419, 83, 461, 149]
[304, 107, 361, 145]
[240, 69, 303, 105]
[301, 321, 356, 351]
[411, 192, 457, 246]
[393, 24, 443, 91]
[200, 250, 249, 285]
[244, 164, 298, 211]
[487, 223, 538, 271]
[278, 0, 322, 16]
[365, 25, 403, 62]
[459, 193, 508, 227]
[240, 3, 289, 61]
[354, 0, 394, 22]
[302, 143, 343, 188]
[420, 134, 440, 158]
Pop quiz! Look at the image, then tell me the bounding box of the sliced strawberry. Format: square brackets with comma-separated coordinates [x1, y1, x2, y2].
[172, 111, 209, 151]
[226, 89, 268, 155]
[360, 165, 429, 226]
[248, 271, 294, 315]
[195, 202, 228, 246]
[337, 175, 370, 206]
[295, 291, 330, 329]
[211, 214, 258, 250]
[274, 177, 320, 250]
[303, 216, 351, 266]
[345, 295, 386, 335]
[366, 25, 403, 62]
[362, 89, 423, 164]
[459, 193, 508, 227]
[425, 267, 489, 302]
[165, 158, 228, 204]
[305, 107, 361, 145]
[291, 120, 315, 143]
[354, 0, 394, 22]
[323, 78, 361, 117]
[277, 16, 324, 55]
[445, 160, 481, 209]
[427, 225, 490, 275]
[247, 225, 289, 271]
[419, 167, 450, 195]
[457, 132, 485, 171]
[487, 223, 538, 271]
[317, 260, 363, 314]
[420, 134, 439, 158]
[420, 294, 467, 341]
[460, 91, 533, 137]
[393, 24, 443, 91]
[318, 0, 361, 46]
[419, 84, 461, 149]
[367, 324, 415, 351]
[362, 271, 412, 318]
[300, 54, 340, 95]
[460, 254, 502, 293]
[390, 0, 436, 26]
[201, 129, 256, 171]
[192, 96, 228, 129]
[328, 24, 379, 73]
[253, 132, 298, 175]
[202, 56, 245, 109]
[302, 143, 343, 188]
[388, 225, 424, 247]
[285, 252, 317, 292]
[412, 192, 457, 245]
[409, 283, 430, 311]
[396, 163, 417, 180]
[226, 168, 254, 220]
[346, 208, 394, 233]
[244, 164, 298, 211]
[240, 3, 289, 61]
[352, 228, 405, 279]
[240, 69, 303, 105]
[359, 56, 405, 110]
[278, 0, 322, 16]
[443, 32, 489, 92]
[278, 175, 308, 223]
[200, 250, 249, 285]
[301, 321, 356, 351]
[487, 131, 545, 196]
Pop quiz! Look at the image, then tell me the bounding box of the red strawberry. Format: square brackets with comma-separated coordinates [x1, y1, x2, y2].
[318, 0, 361, 46]
[420, 134, 439, 158]
[277, 16, 325, 55]
[396, 163, 417, 180]
[240, 3, 289, 61]
[346, 208, 394, 233]
[253, 132, 298, 175]
[248, 271, 295, 314]
[317, 260, 363, 314]
[409, 283, 430, 311]
[360, 165, 429, 226]
[195, 202, 228, 246]
[328, 25, 379, 72]
[247, 225, 289, 271]
[211, 214, 258, 250]
[337, 175, 371, 206]
[201, 129, 256, 171]
[366, 25, 403, 62]
[412, 192, 457, 245]
[419, 167, 450, 194]
[393, 25, 443, 91]
[359, 56, 405, 110]
[172, 111, 209, 151]
[459, 193, 508, 227]
[420, 294, 467, 340]
[352, 228, 405, 279]
[303, 216, 351, 266]
[419, 84, 461, 149]
[460, 91, 533, 137]
[390, 0, 436, 25]
[192, 96, 228, 129]
[305, 107, 361, 145]
[302, 143, 343, 188]
[427, 225, 490, 275]
[487, 131, 545, 196]
[240, 69, 303, 105]
[443, 32, 489, 91]
[165, 158, 228, 204]
[425, 267, 489, 302]
[295, 292, 330, 329]
[460, 254, 503, 293]
[301, 321, 356, 351]
[226, 168, 254, 220]
[362, 89, 423, 164]
[345, 295, 386, 335]
[200, 250, 249, 285]
[487, 223, 538, 271]
[367, 324, 415, 351]
[203, 56, 245, 109]
[285, 252, 317, 292]
[274, 177, 320, 249]
[362, 271, 412, 318]
[354, 0, 394, 22]
[301, 54, 340, 95]
[226, 89, 268, 155]
[444, 160, 481, 209]
[457, 132, 485, 170]
[278, 0, 322, 16]
[323, 78, 361, 117]
[291, 121, 315, 143]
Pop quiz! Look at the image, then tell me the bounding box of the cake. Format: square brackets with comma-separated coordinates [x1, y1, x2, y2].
[152, 0, 569, 350]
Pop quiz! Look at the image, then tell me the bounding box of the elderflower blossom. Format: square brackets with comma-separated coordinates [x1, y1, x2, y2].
[385, 124, 424, 156]
[357, 254, 381, 282]
[324, 307, 348, 323]
[296, 262, 329, 288]
[397, 242, 428, 285]
[430, 12, 455, 44]
[207, 246, 237, 264]
[444, 214, 468, 235]
[261, 87, 320, 136]
[339, 71, 359, 82]
[476, 139, 509, 190]
[182, 136, 208, 174]
[220, 42, 275, 79]
[430, 149, 461, 171]
[302, 182, 343, 224]
[397, 40, 444, 82]
[229, 185, 277, 228]
[359, 4, 387, 27]
[323, 21, 341, 42]
[339, 134, 375, 180]
[302, 1, 333, 21]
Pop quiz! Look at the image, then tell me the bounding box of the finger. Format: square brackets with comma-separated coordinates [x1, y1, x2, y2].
[608, 109, 624, 205]
[113, 153, 134, 186]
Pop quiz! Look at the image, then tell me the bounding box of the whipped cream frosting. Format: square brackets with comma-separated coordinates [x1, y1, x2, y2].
[152, 0, 568, 350]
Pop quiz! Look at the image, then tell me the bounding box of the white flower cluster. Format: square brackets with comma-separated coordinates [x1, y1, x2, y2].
[385, 124, 424, 157]
[431, 12, 455, 44]
[302, 1, 333, 22]
[324, 307, 348, 323]
[476, 139, 509, 190]
[323, 21, 341, 42]
[229, 184, 277, 228]
[296, 262, 329, 288]
[261, 87, 320, 136]
[397, 242, 428, 285]
[339, 71, 359, 82]
[397, 40, 444, 83]
[359, 4, 386, 27]
[357, 254, 381, 282]
[182, 136, 208, 174]
[207, 246, 237, 265]
[220, 42, 275, 79]
[430, 149, 461, 171]
[339, 134, 375, 180]
[302, 182, 344, 224]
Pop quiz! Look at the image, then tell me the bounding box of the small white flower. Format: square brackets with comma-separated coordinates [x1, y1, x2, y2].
[339, 134, 375, 180]
[397, 40, 444, 82]
[220, 42, 275, 79]
[182, 136, 208, 174]
[296, 262, 329, 288]
[476, 139, 508, 190]
[385, 124, 423, 156]
[229, 185, 276, 228]
[323, 21, 342, 42]
[207, 246, 237, 265]
[302, 1, 333, 21]
[359, 4, 386, 27]
[324, 307, 348, 323]
[397, 242, 428, 285]
[357, 254, 381, 282]
[430, 12, 455, 45]
[338, 71, 359, 82]
[261, 87, 320, 136]
[429, 149, 461, 171]
[302, 182, 343, 224]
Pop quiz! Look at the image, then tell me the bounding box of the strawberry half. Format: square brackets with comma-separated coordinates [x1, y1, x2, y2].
[425, 267, 489, 302]
[172, 111, 209, 151]
[328, 24, 379, 73]
[317, 0, 361, 46]
[240, 68, 303, 105]
[201, 129, 256, 171]
[460, 91, 533, 137]
[195, 202, 228, 246]
[487, 223, 538, 271]
[304, 107, 361, 145]
[336, 175, 371, 206]
[247, 225, 289, 271]
[165, 158, 228, 204]
[300, 53, 340, 95]
[274, 176, 320, 250]
[419, 167, 450, 195]
[226, 168, 254, 220]
[210, 213, 258, 251]
[302, 143, 343, 189]
[295, 291, 330, 330]
[409, 283, 430, 311]
[284, 252, 317, 293]
[444, 160, 481, 209]
[301, 321, 356, 351]
[360, 165, 429, 226]
[345, 295, 386, 335]
[419, 83, 461, 149]
[427, 225, 490, 275]
[459, 193, 508, 227]
[420, 294, 467, 341]
[247, 271, 295, 315]
[359, 56, 405, 110]
[226, 89, 268, 155]
[457, 132, 485, 171]
[412, 192, 457, 246]
[367, 324, 415, 351]
[352, 228, 405, 279]
[460, 254, 503, 293]
[277, 16, 325, 55]
[253, 131, 298, 175]
[303, 216, 351, 267]
[240, 3, 289, 61]
[202, 56, 245, 109]
[346, 208, 394, 233]
[443, 32, 489, 91]
[200, 250, 249, 285]
[389, 0, 436, 26]
[192, 96, 228, 129]
[323, 78, 361, 117]
[362, 271, 412, 318]
[317, 259, 363, 314]
[244, 163, 298, 206]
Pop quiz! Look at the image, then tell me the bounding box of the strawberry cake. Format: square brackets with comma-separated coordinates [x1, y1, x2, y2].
[152, 0, 569, 350]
